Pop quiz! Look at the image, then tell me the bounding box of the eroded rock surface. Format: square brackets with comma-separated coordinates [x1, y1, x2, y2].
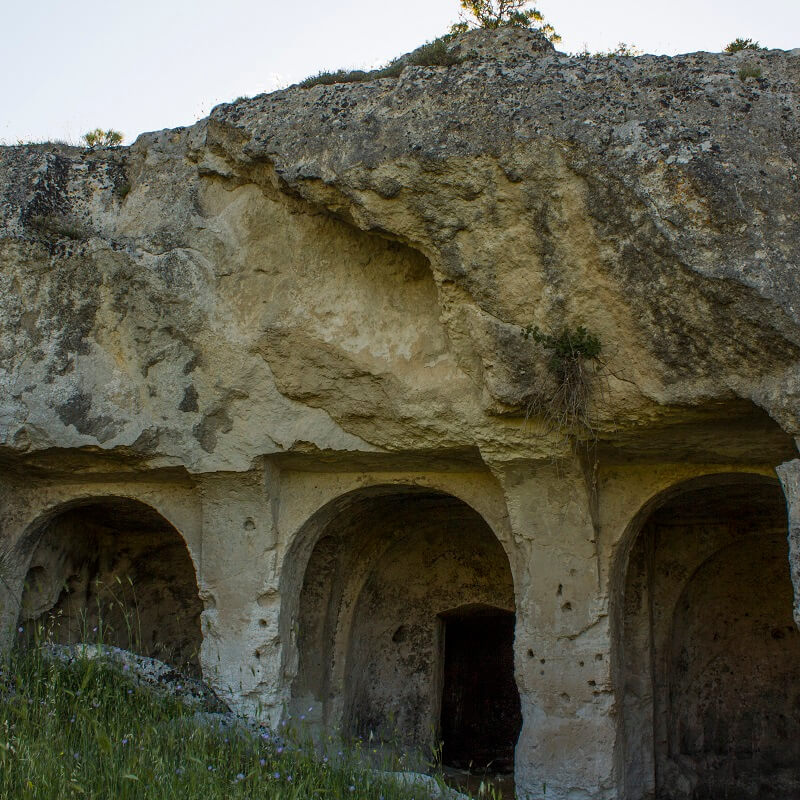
[1, 28, 798, 469]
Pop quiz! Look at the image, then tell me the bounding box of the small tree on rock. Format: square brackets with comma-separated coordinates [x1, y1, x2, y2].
[82, 129, 124, 148]
[724, 37, 764, 53]
[452, 0, 560, 43]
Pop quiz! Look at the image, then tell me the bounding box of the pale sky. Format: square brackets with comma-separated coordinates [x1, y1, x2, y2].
[2, 0, 798, 145]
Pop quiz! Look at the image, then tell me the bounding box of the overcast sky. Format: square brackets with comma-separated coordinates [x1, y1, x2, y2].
[2, 0, 798, 145]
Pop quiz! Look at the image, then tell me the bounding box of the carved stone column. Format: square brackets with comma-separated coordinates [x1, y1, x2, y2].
[776, 458, 800, 630]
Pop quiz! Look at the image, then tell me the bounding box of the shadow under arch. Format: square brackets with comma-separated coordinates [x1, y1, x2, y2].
[279, 484, 520, 772]
[611, 471, 799, 799]
[15, 495, 203, 675]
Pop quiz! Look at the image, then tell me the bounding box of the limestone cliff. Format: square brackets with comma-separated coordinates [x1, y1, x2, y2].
[1, 27, 799, 472]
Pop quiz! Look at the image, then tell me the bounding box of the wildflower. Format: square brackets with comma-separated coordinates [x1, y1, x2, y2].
[92, 627, 98, 633]
[273, 772, 280, 779]
[235, 773, 245, 782]
[123, 664, 130, 672]
[276, 746, 284, 755]
[73, 753, 80, 760]
[259, 758, 266, 766]
[287, 775, 293, 783]
[175, 767, 185, 775]
[349, 785, 355, 792]
[323, 756, 329, 764]
[121, 738, 128, 746]
[17, 627, 23, 633]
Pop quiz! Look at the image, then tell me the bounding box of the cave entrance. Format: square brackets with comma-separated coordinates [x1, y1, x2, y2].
[619, 475, 800, 799]
[288, 486, 518, 773]
[19, 497, 203, 675]
[439, 605, 521, 773]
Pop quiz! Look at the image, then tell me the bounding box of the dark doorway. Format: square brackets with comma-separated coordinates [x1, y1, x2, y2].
[439, 605, 521, 773]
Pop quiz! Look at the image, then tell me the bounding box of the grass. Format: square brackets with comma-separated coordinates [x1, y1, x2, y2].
[738, 63, 763, 81]
[299, 35, 461, 89]
[0, 635, 447, 800]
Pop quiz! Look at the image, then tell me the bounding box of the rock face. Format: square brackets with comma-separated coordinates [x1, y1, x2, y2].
[1, 27, 799, 800]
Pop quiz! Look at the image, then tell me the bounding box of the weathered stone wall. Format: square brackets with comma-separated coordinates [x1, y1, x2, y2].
[1, 25, 799, 800]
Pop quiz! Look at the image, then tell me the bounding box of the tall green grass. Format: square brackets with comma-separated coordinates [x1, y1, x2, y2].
[0, 633, 444, 800]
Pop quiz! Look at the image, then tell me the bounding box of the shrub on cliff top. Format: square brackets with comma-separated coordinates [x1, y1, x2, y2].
[724, 37, 765, 53]
[82, 129, 123, 148]
[451, 0, 560, 42]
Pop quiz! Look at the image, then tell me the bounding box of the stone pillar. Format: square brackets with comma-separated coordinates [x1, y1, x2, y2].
[497, 458, 617, 800]
[776, 458, 800, 630]
[0, 477, 38, 653]
[195, 468, 282, 722]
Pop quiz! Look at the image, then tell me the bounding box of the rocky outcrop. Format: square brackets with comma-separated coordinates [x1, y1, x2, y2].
[1, 27, 798, 471]
[42, 643, 227, 711]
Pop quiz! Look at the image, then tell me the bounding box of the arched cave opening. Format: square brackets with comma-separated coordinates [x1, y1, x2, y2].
[19, 498, 203, 675]
[619, 475, 800, 800]
[289, 488, 519, 774]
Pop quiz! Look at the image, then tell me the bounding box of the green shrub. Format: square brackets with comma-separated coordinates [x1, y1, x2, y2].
[522, 325, 604, 440]
[406, 36, 461, 67]
[451, 0, 560, 42]
[738, 63, 763, 81]
[82, 129, 124, 148]
[299, 69, 368, 88]
[725, 37, 764, 53]
[574, 42, 642, 58]
[594, 42, 642, 58]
